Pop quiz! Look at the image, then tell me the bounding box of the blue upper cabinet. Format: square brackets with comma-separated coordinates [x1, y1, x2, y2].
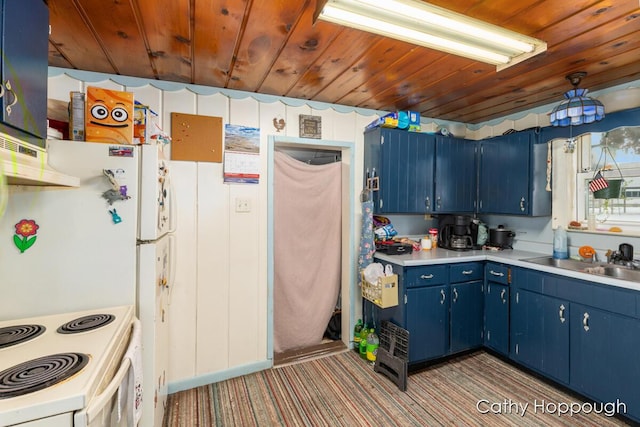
[478, 130, 550, 216]
[435, 136, 477, 213]
[364, 128, 435, 214]
[0, 0, 49, 145]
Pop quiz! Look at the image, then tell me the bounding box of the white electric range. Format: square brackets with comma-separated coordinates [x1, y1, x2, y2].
[0, 306, 135, 426]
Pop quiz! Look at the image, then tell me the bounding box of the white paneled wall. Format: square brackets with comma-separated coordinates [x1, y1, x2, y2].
[166, 161, 198, 381]
[47, 69, 378, 390]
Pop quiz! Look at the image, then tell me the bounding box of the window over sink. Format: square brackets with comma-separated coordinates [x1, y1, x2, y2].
[552, 126, 640, 236]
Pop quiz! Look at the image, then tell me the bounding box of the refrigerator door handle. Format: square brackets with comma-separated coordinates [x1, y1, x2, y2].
[167, 234, 177, 304]
[167, 173, 178, 234]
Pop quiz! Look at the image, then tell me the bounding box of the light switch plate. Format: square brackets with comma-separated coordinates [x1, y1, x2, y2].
[235, 197, 251, 213]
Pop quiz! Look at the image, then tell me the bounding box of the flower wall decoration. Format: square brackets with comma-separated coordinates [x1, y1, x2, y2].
[14, 219, 39, 253]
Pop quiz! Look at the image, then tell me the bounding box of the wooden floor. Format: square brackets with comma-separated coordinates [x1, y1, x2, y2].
[273, 339, 347, 366]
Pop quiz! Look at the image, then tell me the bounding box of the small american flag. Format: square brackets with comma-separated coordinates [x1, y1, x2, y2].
[589, 171, 609, 192]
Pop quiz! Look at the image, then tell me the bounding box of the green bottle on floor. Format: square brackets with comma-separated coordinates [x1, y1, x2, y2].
[353, 319, 363, 347]
[359, 326, 369, 358]
[366, 329, 379, 362]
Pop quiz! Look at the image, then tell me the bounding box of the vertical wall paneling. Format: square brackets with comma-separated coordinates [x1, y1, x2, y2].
[260, 101, 287, 141]
[47, 73, 83, 101]
[196, 93, 230, 123]
[228, 180, 261, 365]
[163, 89, 197, 159]
[310, 108, 334, 141]
[351, 113, 372, 325]
[258, 101, 286, 359]
[551, 138, 577, 230]
[196, 161, 232, 374]
[514, 113, 540, 133]
[166, 161, 198, 381]
[229, 97, 259, 128]
[87, 79, 124, 92]
[227, 96, 262, 365]
[332, 111, 357, 143]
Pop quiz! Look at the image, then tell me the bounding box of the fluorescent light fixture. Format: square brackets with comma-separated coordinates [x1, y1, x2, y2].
[316, 0, 547, 70]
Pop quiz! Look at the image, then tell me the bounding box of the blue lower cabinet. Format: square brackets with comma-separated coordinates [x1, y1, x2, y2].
[511, 288, 569, 384]
[484, 282, 509, 355]
[450, 280, 483, 353]
[406, 285, 449, 363]
[570, 303, 640, 421]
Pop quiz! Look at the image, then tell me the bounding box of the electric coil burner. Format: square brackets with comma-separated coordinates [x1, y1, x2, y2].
[0, 352, 89, 399]
[57, 313, 115, 334]
[0, 325, 45, 349]
[0, 305, 134, 426]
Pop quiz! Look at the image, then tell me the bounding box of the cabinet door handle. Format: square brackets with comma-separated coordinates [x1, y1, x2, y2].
[440, 289, 446, 304]
[4, 80, 17, 116]
[559, 304, 566, 323]
[452, 287, 458, 303]
[582, 312, 590, 331]
[462, 270, 473, 275]
[520, 197, 526, 212]
[425, 197, 430, 210]
[500, 288, 507, 304]
[420, 274, 434, 280]
[490, 270, 504, 277]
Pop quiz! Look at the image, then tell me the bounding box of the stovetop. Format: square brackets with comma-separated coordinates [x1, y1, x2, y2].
[0, 305, 134, 426]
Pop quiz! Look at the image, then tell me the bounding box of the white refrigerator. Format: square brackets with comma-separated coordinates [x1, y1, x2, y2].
[0, 139, 176, 427]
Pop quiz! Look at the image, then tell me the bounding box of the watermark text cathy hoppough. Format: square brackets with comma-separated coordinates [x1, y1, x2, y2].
[476, 399, 627, 418]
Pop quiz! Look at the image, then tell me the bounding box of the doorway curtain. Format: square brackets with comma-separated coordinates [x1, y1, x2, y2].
[274, 150, 342, 353]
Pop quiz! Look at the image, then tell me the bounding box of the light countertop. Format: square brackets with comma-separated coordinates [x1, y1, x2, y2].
[374, 248, 640, 292]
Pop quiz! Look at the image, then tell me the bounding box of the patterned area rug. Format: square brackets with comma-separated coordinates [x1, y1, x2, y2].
[164, 350, 634, 426]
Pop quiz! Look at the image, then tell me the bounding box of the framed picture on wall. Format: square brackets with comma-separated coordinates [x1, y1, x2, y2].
[299, 115, 321, 139]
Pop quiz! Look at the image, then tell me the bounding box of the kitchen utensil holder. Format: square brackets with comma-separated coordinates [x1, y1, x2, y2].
[361, 272, 398, 308]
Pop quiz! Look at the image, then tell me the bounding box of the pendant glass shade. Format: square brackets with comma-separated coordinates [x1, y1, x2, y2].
[550, 73, 605, 127]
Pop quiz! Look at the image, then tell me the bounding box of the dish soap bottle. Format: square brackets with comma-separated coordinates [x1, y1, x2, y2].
[553, 226, 568, 259]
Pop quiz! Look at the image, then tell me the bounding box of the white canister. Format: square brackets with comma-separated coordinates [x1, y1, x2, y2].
[421, 237, 432, 251]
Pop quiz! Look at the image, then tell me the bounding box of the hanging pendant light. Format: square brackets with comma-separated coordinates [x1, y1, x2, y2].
[550, 72, 605, 127]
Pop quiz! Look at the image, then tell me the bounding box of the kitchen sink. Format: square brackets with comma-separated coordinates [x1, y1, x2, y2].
[522, 256, 640, 283]
[521, 256, 595, 271]
[598, 266, 640, 281]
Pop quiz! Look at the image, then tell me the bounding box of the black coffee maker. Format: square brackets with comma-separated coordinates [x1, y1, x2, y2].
[438, 215, 473, 250]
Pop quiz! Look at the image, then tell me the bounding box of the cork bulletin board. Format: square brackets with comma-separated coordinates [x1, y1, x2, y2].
[170, 112, 223, 162]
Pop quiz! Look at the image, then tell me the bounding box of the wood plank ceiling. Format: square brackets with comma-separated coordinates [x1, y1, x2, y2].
[46, 0, 640, 124]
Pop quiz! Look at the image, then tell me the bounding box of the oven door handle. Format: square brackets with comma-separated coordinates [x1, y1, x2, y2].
[74, 319, 140, 427]
[74, 358, 131, 427]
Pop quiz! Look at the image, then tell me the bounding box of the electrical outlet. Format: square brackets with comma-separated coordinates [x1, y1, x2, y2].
[235, 197, 251, 213]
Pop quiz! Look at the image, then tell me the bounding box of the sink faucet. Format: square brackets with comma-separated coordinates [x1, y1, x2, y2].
[585, 250, 598, 263]
[606, 250, 639, 269]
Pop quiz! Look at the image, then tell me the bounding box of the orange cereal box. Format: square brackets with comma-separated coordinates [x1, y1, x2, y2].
[85, 87, 134, 144]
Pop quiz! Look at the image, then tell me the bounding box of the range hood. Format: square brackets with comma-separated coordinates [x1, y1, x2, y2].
[0, 133, 79, 187]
